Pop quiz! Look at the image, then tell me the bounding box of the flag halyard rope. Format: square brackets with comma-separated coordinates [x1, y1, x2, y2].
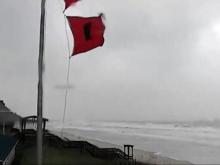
[61, 14, 72, 137]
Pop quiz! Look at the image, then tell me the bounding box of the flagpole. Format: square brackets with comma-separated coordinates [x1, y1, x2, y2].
[37, 0, 46, 164]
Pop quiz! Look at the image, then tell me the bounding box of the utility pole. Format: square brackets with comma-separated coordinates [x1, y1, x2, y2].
[37, 0, 46, 164]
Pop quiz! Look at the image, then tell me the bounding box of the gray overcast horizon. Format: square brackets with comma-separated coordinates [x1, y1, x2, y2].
[1, 0, 220, 122]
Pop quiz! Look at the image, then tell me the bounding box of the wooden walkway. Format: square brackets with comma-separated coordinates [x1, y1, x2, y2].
[47, 133, 134, 160]
[41, 131, 137, 164]
[20, 130, 139, 164]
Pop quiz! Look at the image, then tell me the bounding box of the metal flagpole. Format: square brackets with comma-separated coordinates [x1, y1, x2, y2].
[37, 0, 46, 164]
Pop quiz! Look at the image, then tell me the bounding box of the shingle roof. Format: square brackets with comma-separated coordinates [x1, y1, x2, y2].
[0, 135, 17, 161]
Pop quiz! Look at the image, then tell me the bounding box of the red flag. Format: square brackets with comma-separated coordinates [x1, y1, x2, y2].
[67, 14, 105, 56]
[64, 0, 79, 10]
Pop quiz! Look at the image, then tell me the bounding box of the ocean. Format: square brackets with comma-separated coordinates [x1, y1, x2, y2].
[48, 120, 220, 164]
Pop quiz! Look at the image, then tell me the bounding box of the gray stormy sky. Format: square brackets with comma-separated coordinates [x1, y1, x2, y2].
[1, 0, 220, 122]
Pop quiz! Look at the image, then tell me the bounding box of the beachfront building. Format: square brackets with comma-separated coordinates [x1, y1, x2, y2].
[0, 135, 17, 165]
[0, 100, 21, 135]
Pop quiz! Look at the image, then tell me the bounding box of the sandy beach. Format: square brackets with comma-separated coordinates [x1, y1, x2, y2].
[47, 119, 220, 164]
[51, 129, 192, 165]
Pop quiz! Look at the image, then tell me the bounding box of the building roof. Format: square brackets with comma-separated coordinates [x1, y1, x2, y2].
[0, 135, 17, 161]
[22, 115, 49, 121]
[0, 100, 21, 124]
[0, 100, 10, 112]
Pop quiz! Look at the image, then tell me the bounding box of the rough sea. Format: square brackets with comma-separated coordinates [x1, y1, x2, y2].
[48, 120, 220, 164]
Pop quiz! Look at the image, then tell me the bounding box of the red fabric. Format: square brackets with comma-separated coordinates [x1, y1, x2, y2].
[64, 0, 79, 9]
[67, 15, 105, 56]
